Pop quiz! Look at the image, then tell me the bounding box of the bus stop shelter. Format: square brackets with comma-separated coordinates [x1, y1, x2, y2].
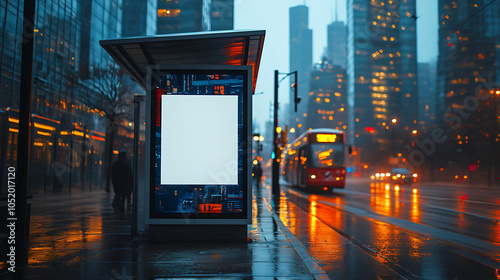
[100, 30, 265, 241]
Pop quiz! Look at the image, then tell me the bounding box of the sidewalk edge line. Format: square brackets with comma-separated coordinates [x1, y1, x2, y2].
[263, 197, 330, 280]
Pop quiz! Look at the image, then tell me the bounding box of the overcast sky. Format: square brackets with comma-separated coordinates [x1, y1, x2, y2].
[234, 0, 438, 131]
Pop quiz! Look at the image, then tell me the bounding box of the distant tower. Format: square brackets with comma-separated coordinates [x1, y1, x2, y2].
[289, 5, 313, 134]
[327, 1, 346, 68]
[327, 21, 347, 68]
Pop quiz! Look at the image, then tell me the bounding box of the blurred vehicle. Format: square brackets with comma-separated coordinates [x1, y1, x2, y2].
[389, 168, 417, 184]
[370, 167, 418, 184]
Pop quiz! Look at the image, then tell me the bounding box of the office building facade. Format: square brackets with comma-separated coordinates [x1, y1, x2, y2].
[156, 0, 233, 34]
[436, 0, 500, 183]
[306, 60, 348, 132]
[347, 0, 418, 165]
[417, 62, 436, 133]
[122, 0, 157, 37]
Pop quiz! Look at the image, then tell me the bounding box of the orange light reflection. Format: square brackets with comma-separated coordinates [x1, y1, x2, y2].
[309, 199, 318, 242]
[28, 215, 103, 265]
[394, 185, 400, 215]
[410, 193, 420, 223]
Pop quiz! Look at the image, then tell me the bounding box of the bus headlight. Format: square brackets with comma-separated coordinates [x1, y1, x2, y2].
[311, 174, 317, 179]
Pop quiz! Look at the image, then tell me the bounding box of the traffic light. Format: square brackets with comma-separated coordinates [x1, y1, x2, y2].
[281, 125, 288, 147]
[292, 71, 300, 112]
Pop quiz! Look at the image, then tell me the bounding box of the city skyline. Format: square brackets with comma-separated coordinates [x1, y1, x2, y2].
[234, 0, 438, 130]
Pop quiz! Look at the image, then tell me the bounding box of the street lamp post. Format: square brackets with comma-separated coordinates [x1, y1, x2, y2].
[272, 70, 299, 197]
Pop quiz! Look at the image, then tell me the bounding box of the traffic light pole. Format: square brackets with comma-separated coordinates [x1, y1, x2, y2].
[272, 70, 279, 196]
[272, 70, 299, 197]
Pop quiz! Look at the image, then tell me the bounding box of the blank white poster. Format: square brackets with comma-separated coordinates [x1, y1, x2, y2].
[160, 95, 238, 185]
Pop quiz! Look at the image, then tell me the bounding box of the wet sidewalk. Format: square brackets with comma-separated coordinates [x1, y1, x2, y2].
[2, 184, 328, 279]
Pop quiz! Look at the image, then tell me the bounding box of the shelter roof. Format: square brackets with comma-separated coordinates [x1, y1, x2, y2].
[100, 30, 265, 92]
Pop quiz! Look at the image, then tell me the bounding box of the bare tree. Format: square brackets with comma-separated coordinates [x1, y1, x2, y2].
[79, 65, 135, 192]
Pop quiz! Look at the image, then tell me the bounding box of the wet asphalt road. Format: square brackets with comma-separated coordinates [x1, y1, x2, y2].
[273, 177, 500, 279]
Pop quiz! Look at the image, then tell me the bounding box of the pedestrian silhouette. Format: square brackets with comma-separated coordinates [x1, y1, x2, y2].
[111, 151, 133, 212]
[253, 162, 263, 187]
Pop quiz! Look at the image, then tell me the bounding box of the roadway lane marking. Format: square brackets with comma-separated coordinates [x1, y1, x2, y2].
[262, 197, 330, 280]
[287, 189, 500, 261]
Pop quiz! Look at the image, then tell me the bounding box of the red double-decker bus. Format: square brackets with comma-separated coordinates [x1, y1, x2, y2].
[283, 129, 347, 192]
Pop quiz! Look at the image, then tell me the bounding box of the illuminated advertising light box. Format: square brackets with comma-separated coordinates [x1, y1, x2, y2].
[146, 65, 252, 225]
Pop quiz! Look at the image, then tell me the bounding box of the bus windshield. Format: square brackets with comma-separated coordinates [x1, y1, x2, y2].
[310, 143, 344, 168]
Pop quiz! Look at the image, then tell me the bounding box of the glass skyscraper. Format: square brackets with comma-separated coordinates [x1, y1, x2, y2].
[436, 0, 500, 183]
[347, 0, 418, 165]
[0, 0, 154, 195]
[156, 0, 233, 34]
[0, 0, 25, 109]
[122, 0, 157, 37]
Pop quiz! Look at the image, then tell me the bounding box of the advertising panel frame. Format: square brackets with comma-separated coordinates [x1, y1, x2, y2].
[145, 65, 252, 226]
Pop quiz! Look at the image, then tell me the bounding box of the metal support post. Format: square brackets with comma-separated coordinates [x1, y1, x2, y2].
[16, 0, 36, 268]
[272, 70, 280, 196]
[132, 95, 145, 235]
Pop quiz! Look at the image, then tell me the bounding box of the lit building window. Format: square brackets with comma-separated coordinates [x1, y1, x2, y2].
[158, 9, 180, 18]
